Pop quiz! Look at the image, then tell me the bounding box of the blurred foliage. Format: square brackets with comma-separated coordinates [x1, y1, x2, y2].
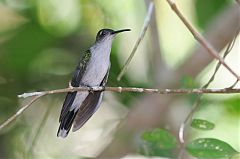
[194, 0, 231, 29]
[139, 128, 177, 157]
[180, 75, 199, 104]
[180, 75, 198, 89]
[223, 97, 240, 116]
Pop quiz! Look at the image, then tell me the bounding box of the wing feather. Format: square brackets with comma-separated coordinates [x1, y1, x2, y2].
[59, 50, 91, 122]
[72, 68, 110, 131]
[57, 50, 91, 137]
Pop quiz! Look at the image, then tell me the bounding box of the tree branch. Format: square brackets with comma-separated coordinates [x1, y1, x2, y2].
[166, 0, 240, 81]
[18, 86, 240, 99]
[178, 4, 239, 78]
[1, 86, 240, 132]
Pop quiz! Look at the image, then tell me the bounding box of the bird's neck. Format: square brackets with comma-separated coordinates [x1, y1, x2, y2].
[90, 38, 113, 59]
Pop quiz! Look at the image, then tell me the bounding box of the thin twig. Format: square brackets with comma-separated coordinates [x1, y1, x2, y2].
[177, 27, 240, 159]
[0, 95, 44, 131]
[203, 28, 239, 89]
[117, 1, 154, 81]
[166, 0, 240, 81]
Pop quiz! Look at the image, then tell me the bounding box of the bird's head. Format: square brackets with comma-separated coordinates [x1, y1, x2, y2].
[95, 28, 131, 43]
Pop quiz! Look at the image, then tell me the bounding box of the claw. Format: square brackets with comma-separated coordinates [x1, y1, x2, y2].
[68, 81, 74, 89]
[88, 86, 94, 94]
[78, 84, 94, 93]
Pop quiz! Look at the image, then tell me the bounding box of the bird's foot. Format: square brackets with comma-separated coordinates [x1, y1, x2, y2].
[88, 85, 94, 93]
[79, 84, 94, 93]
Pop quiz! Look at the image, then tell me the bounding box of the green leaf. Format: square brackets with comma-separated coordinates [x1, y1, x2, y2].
[186, 138, 239, 159]
[140, 128, 177, 157]
[191, 119, 215, 130]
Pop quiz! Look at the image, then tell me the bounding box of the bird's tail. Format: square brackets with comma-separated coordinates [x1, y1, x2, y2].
[57, 109, 78, 138]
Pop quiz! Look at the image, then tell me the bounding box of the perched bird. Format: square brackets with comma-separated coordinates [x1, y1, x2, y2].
[57, 28, 131, 138]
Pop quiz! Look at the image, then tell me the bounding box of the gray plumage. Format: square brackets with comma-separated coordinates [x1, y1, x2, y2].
[57, 28, 130, 138]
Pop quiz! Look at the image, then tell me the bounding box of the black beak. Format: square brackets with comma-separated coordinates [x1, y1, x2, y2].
[111, 29, 131, 35]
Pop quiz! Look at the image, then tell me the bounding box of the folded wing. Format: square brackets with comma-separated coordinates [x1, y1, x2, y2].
[72, 68, 109, 132]
[57, 50, 91, 138]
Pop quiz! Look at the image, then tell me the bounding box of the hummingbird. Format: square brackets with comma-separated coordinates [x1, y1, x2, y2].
[57, 28, 131, 138]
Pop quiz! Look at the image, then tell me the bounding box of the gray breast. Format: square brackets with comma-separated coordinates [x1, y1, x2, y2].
[70, 37, 113, 111]
[81, 40, 112, 86]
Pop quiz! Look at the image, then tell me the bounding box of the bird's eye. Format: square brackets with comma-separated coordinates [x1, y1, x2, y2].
[96, 30, 108, 41]
[99, 31, 106, 36]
